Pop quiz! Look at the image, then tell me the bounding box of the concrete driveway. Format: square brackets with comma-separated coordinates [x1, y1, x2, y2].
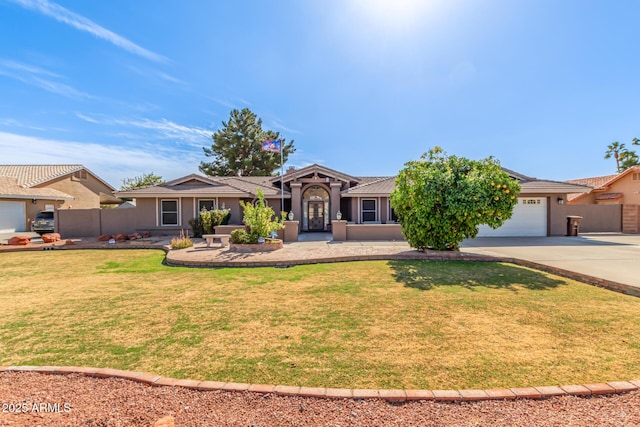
[461, 233, 640, 288]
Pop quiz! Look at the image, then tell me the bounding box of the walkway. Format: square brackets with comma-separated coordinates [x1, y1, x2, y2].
[166, 239, 492, 267]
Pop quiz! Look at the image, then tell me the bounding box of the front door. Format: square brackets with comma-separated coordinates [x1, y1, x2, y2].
[308, 201, 325, 231]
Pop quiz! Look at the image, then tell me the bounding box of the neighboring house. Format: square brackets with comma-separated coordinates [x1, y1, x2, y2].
[0, 164, 118, 233]
[115, 163, 591, 238]
[566, 166, 640, 205]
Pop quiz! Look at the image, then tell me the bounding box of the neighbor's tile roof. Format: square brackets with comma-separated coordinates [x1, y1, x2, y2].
[0, 177, 74, 200]
[0, 164, 115, 190]
[566, 173, 619, 190]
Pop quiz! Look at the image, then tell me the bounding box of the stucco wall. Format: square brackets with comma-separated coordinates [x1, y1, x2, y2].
[561, 204, 622, 233]
[218, 197, 243, 224]
[346, 223, 405, 241]
[37, 173, 112, 209]
[57, 209, 101, 237]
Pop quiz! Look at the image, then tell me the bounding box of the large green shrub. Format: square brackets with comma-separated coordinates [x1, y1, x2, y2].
[189, 208, 231, 237]
[390, 147, 521, 251]
[239, 189, 284, 239]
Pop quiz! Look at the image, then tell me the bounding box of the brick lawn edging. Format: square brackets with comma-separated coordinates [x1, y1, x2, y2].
[1, 366, 638, 402]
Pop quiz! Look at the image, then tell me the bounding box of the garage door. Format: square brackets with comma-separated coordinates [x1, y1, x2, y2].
[0, 201, 26, 233]
[477, 197, 547, 237]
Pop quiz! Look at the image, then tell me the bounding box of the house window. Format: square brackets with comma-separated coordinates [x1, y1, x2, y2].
[161, 200, 178, 226]
[72, 170, 88, 181]
[361, 199, 377, 222]
[633, 173, 640, 181]
[198, 199, 216, 211]
[388, 200, 398, 222]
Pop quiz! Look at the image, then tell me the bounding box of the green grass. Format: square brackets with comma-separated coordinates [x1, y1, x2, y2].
[1, 249, 639, 390]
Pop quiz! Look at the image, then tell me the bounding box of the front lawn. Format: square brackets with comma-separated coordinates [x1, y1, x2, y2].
[1, 250, 638, 389]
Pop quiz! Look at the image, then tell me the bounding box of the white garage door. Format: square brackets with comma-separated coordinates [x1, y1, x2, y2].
[0, 201, 27, 233]
[477, 197, 547, 237]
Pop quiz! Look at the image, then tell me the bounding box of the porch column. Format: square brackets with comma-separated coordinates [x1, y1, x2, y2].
[290, 182, 302, 230]
[330, 182, 342, 223]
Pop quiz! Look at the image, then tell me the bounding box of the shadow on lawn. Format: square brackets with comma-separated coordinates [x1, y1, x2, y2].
[389, 260, 566, 291]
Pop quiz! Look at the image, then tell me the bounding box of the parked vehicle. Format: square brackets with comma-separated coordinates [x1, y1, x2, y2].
[31, 211, 55, 234]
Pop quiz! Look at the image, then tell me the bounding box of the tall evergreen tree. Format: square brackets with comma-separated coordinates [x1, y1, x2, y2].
[199, 108, 295, 176]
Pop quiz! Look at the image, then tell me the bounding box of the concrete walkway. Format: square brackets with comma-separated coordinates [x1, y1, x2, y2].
[166, 239, 492, 267]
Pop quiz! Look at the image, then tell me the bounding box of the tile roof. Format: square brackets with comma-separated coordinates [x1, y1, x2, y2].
[115, 174, 291, 198]
[0, 177, 73, 200]
[215, 176, 290, 197]
[0, 164, 115, 190]
[342, 177, 396, 196]
[566, 174, 619, 190]
[565, 166, 640, 202]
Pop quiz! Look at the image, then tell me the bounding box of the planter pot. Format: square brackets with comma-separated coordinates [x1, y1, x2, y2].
[229, 240, 283, 252]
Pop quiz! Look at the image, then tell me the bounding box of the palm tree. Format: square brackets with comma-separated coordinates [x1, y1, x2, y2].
[604, 141, 626, 173]
[619, 150, 640, 171]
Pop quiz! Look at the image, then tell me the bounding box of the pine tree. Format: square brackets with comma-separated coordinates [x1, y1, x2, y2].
[199, 108, 295, 176]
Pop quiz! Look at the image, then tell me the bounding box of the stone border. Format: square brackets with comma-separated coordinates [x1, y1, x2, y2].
[1, 366, 638, 402]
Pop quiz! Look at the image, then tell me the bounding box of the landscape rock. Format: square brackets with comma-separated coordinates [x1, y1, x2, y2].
[7, 236, 30, 246]
[42, 233, 61, 243]
[114, 233, 129, 241]
[98, 235, 112, 241]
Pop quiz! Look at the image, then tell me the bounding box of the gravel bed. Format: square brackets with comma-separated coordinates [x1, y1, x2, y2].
[1, 373, 639, 426]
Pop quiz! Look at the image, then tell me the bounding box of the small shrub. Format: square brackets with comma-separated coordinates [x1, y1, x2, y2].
[189, 217, 204, 238]
[230, 229, 259, 244]
[171, 230, 193, 249]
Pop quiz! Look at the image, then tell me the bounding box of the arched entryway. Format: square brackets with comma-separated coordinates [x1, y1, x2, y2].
[302, 185, 330, 231]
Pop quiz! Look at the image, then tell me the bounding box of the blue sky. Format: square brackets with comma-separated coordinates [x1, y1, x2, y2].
[1, 0, 639, 188]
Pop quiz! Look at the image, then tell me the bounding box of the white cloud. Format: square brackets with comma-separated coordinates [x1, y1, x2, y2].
[0, 59, 61, 78]
[9, 0, 169, 63]
[0, 60, 93, 99]
[0, 131, 201, 187]
[271, 119, 300, 135]
[75, 113, 213, 147]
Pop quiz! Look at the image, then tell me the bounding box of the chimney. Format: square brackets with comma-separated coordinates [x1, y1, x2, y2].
[286, 166, 296, 175]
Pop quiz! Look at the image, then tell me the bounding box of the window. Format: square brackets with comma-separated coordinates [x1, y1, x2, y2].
[389, 203, 398, 222]
[161, 200, 178, 226]
[198, 199, 216, 211]
[521, 199, 541, 205]
[633, 173, 640, 181]
[361, 199, 377, 222]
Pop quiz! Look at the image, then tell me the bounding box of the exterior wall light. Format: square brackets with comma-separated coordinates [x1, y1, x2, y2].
[557, 197, 564, 205]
